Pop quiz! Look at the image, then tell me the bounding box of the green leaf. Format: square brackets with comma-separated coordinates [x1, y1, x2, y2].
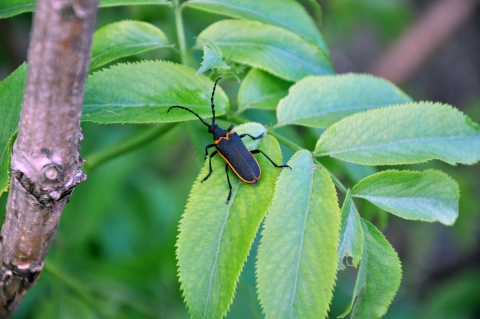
[238, 68, 291, 112]
[196, 20, 334, 82]
[340, 220, 402, 319]
[277, 74, 412, 128]
[257, 150, 340, 319]
[351, 170, 459, 225]
[337, 191, 364, 270]
[82, 61, 229, 124]
[183, 0, 329, 53]
[0, 64, 26, 196]
[0, 0, 170, 19]
[196, 45, 230, 76]
[0, 0, 34, 18]
[315, 102, 480, 165]
[177, 124, 283, 319]
[90, 20, 171, 70]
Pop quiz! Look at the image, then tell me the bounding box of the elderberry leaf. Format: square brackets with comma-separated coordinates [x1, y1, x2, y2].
[196, 20, 334, 82]
[195, 45, 230, 76]
[90, 20, 172, 70]
[82, 61, 229, 124]
[0, 64, 25, 196]
[238, 68, 291, 112]
[257, 150, 340, 319]
[337, 191, 364, 270]
[351, 170, 459, 225]
[277, 73, 412, 128]
[339, 220, 402, 319]
[0, 0, 170, 18]
[315, 102, 480, 165]
[177, 124, 282, 319]
[183, 0, 329, 53]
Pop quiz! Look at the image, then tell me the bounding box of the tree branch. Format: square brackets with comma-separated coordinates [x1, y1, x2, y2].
[0, 0, 98, 316]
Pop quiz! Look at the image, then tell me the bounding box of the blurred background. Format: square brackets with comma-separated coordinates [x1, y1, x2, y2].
[0, 0, 479, 318]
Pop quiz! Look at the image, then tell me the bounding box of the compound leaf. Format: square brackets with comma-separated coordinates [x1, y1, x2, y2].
[257, 150, 340, 319]
[90, 20, 171, 70]
[82, 61, 229, 124]
[315, 102, 480, 165]
[337, 191, 364, 270]
[351, 170, 459, 225]
[196, 20, 334, 82]
[184, 0, 329, 53]
[177, 124, 282, 319]
[0, 64, 26, 196]
[238, 68, 291, 112]
[277, 74, 412, 128]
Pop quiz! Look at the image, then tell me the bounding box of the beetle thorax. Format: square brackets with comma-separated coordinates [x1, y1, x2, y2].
[209, 124, 230, 141]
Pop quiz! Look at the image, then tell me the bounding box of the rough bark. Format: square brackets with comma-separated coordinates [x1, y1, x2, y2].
[0, 0, 98, 316]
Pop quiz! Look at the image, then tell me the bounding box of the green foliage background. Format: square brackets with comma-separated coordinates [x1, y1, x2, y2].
[0, 0, 479, 318]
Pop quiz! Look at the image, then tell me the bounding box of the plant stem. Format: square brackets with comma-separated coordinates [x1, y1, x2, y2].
[83, 123, 175, 173]
[268, 131, 348, 194]
[173, 0, 188, 65]
[267, 131, 302, 153]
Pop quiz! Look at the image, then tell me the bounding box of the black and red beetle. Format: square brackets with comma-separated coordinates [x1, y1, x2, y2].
[167, 78, 291, 203]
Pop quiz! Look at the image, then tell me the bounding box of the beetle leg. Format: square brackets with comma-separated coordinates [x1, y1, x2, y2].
[204, 143, 216, 160]
[225, 163, 232, 204]
[227, 124, 234, 131]
[251, 149, 292, 170]
[202, 150, 218, 182]
[239, 133, 264, 140]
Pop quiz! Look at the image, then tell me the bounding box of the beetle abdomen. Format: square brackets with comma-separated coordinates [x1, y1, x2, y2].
[215, 131, 261, 183]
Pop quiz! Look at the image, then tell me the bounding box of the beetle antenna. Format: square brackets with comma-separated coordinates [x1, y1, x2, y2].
[167, 106, 211, 128]
[211, 77, 221, 125]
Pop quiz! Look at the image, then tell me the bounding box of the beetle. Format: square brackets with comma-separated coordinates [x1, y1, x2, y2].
[167, 78, 291, 203]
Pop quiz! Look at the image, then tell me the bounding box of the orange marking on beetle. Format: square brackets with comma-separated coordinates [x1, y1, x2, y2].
[217, 149, 261, 184]
[214, 131, 235, 145]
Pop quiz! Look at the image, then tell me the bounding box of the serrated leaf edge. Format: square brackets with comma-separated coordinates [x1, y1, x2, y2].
[175, 124, 278, 319]
[351, 169, 460, 225]
[315, 101, 480, 166]
[90, 20, 171, 70]
[276, 73, 412, 127]
[255, 150, 340, 319]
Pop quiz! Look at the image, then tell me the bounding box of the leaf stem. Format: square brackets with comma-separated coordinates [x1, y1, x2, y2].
[267, 131, 301, 152]
[83, 123, 175, 173]
[173, 0, 188, 65]
[268, 131, 348, 194]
